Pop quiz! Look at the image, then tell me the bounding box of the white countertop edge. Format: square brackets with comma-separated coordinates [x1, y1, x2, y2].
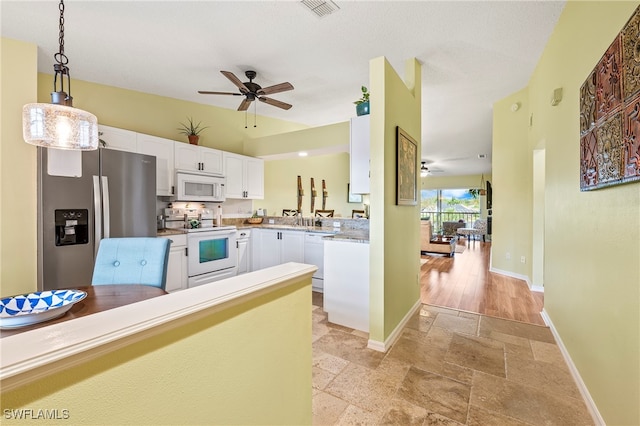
[0, 263, 316, 390]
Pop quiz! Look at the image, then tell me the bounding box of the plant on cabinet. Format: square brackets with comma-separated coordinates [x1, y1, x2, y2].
[178, 117, 209, 145]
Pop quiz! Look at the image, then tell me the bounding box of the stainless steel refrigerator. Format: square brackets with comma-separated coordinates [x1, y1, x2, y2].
[38, 148, 156, 290]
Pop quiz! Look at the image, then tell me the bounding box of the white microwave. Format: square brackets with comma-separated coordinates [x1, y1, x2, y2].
[175, 171, 225, 202]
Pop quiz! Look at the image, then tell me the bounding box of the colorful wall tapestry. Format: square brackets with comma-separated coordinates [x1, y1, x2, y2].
[580, 5, 640, 191]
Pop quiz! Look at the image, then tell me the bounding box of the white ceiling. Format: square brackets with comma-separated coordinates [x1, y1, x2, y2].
[1, 0, 565, 176]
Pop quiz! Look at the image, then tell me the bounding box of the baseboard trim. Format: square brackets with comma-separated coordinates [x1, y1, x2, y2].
[367, 299, 421, 353]
[540, 309, 604, 426]
[489, 267, 531, 288]
[530, 285, 544, 292]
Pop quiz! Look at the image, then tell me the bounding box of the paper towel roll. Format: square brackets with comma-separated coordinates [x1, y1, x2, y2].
[216, 205, 223, 226]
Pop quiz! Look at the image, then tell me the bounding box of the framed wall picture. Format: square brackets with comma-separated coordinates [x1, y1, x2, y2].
[396, 126, 418, 205]
[347, 183, 362, 203]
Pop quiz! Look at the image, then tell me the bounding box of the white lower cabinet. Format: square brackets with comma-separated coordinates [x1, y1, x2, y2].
[251, 229, 304, 270]
[237, 229, 251, 275]
[160, 234, 188, 293]
[324, 239, 370, 332]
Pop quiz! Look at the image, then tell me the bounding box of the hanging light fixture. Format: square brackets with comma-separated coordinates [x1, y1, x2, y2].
[22, 0, 98, 150]
[420, 161, 429, 177]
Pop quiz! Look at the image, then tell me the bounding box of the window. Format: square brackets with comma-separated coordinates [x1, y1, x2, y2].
[421, 188, 480, 233]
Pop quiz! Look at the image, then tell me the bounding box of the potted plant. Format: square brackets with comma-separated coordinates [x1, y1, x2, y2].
[178, 117, 209, 145]
[353, 86, 370, 116]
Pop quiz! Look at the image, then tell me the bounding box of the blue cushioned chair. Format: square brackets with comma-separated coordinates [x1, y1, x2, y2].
[92, 238, 171, 290]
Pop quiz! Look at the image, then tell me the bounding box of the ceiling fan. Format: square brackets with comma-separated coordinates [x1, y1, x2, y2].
[198, 70, 294, 111]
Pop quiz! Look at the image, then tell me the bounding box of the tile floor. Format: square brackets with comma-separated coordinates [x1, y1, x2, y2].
[311, 294, 593, 425]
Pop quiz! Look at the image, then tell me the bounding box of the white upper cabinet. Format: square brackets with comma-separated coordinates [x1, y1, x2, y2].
[223, 152, 264, 199]
[174, 143, 223, 175]
[99, 125, 137, 152]
[350, 115, 370, 194]
[137, 134, 175, 196]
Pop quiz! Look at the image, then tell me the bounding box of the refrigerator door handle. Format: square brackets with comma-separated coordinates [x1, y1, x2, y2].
[102, 176, 111, 239]
[93, 175, 102, 256]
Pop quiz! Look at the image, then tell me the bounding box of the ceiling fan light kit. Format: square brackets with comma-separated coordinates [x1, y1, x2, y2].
[199, 70, 294, 112]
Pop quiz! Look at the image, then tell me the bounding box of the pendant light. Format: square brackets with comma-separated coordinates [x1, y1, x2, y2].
[22, 0, 98, 150]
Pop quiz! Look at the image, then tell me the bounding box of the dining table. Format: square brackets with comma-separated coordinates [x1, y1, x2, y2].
[0, 284, 168, 338]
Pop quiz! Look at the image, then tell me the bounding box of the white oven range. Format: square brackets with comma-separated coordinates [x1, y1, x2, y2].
[186, 226, 238, 287]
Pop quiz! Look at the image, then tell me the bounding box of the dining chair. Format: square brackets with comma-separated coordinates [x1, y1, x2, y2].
[92, 237, 171, 290]
[315, 209, 334, 217]
[352, 209, 366, 218]
[282, 209, 299, 216]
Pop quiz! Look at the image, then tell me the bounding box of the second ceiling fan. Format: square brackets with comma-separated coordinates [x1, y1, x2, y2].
[198, 70, 294, 111]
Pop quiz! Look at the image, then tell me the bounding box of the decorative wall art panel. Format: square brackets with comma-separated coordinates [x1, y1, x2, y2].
[580, 4, 640, 190]
[580, 71, 596, 135]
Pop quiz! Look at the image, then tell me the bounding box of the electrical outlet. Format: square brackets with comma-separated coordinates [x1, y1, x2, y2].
[332, 221, 340, 228]
[506, 252, 511, 260]
[268, 219, 274, 224]
[520, 256, 526, 264]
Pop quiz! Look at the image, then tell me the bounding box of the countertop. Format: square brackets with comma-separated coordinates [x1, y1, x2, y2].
[157, 224, 369, 242]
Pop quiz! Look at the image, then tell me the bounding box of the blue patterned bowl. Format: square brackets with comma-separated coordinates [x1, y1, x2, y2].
[0, 289, 87, 329]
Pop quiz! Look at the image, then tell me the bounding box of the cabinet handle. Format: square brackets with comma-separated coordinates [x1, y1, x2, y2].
[185, 248, 188, 257]
[171, 186, 174, 195]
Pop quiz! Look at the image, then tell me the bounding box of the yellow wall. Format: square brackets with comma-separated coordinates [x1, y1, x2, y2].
[244, 121, 348, 157]
[369, 58, 421, 342]
[495, 3, 640, 424]
[259, 153, 364, 217]
[1, 278, 312, 425]
[37, 73, 308, 154]
[0, 38, 38, 296]
[492, 89, 532, 278]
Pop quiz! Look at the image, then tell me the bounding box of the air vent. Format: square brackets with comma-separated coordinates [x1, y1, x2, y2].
[301, 0, 340, 18]
[478, 154, 487, 159]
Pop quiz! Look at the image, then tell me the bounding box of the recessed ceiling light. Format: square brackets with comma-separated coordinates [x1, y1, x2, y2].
[298, 152, 308, 157]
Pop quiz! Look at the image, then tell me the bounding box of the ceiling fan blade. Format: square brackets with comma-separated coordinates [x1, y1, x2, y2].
[238, 98, 253, 111]
[221, 71, 249, 93]
[258, 96, 292, 110]
[198, 91, 242, 96]
[257, 82, 294, 96]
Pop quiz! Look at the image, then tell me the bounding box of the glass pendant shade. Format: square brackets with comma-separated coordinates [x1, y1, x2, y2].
[22, 103, 98, 150]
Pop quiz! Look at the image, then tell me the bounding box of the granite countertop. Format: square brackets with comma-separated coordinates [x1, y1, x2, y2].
[157, 223, 369, 242]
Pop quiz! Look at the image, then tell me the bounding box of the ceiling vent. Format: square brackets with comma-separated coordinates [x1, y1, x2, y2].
[301, 0, 340, 18]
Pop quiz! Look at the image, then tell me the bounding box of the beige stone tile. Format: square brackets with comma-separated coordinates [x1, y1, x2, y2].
[313, 309, 328, 323]
[312, 321, 331, 343]
[396, 366, 471, 423]
[531, 340, 565, 365]
[313, 366, 336, 390]
[401, 326, 430, 343]
[324, 362, 402, 415]
[423, 411, 465, 425]
[433, 313, 478, 335]
[313, 348, 349, 375]
[321, 318, 355, 333]
[458, 311, 480, 321]
[445, 333, 506, 377]
[422, 305, 461, 316]
[479, 316, 555, 343]
[377, 355, 412, 381]
[426, 324, 455, 350]
[504, 342, 534, 360]
[312, 390, 348, 425]
[378, 398, 428, 425]
[470, 371, 592, 425]
[313, 329, 385, 369]
[336, 404, 380, 426]
[406, 312, 435, 332]
[467, 404, 530, 426]
[439, 362, 474, 386]
[506, 351, 582, 399]
[351, 329, 369, 339]
[481, 329, 532, 348]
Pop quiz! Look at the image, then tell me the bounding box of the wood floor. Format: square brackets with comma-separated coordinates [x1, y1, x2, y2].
[421, 239, 545, 325]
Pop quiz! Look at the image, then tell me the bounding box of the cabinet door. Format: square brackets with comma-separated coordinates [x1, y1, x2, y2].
[137, 135, 175, 196]
[245, 157, 264, 199]
[201, 148, 223, 175]
[237, 239, 250, 275]
[350, 115, 370, 194]
[281, 231, 305, 263]
[99, 125, 137, 152]
[161, 236, 188, 293]
[253, 229, 281, 270]
[224, 153, 245, 198]
[174, 143, 201, 171]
